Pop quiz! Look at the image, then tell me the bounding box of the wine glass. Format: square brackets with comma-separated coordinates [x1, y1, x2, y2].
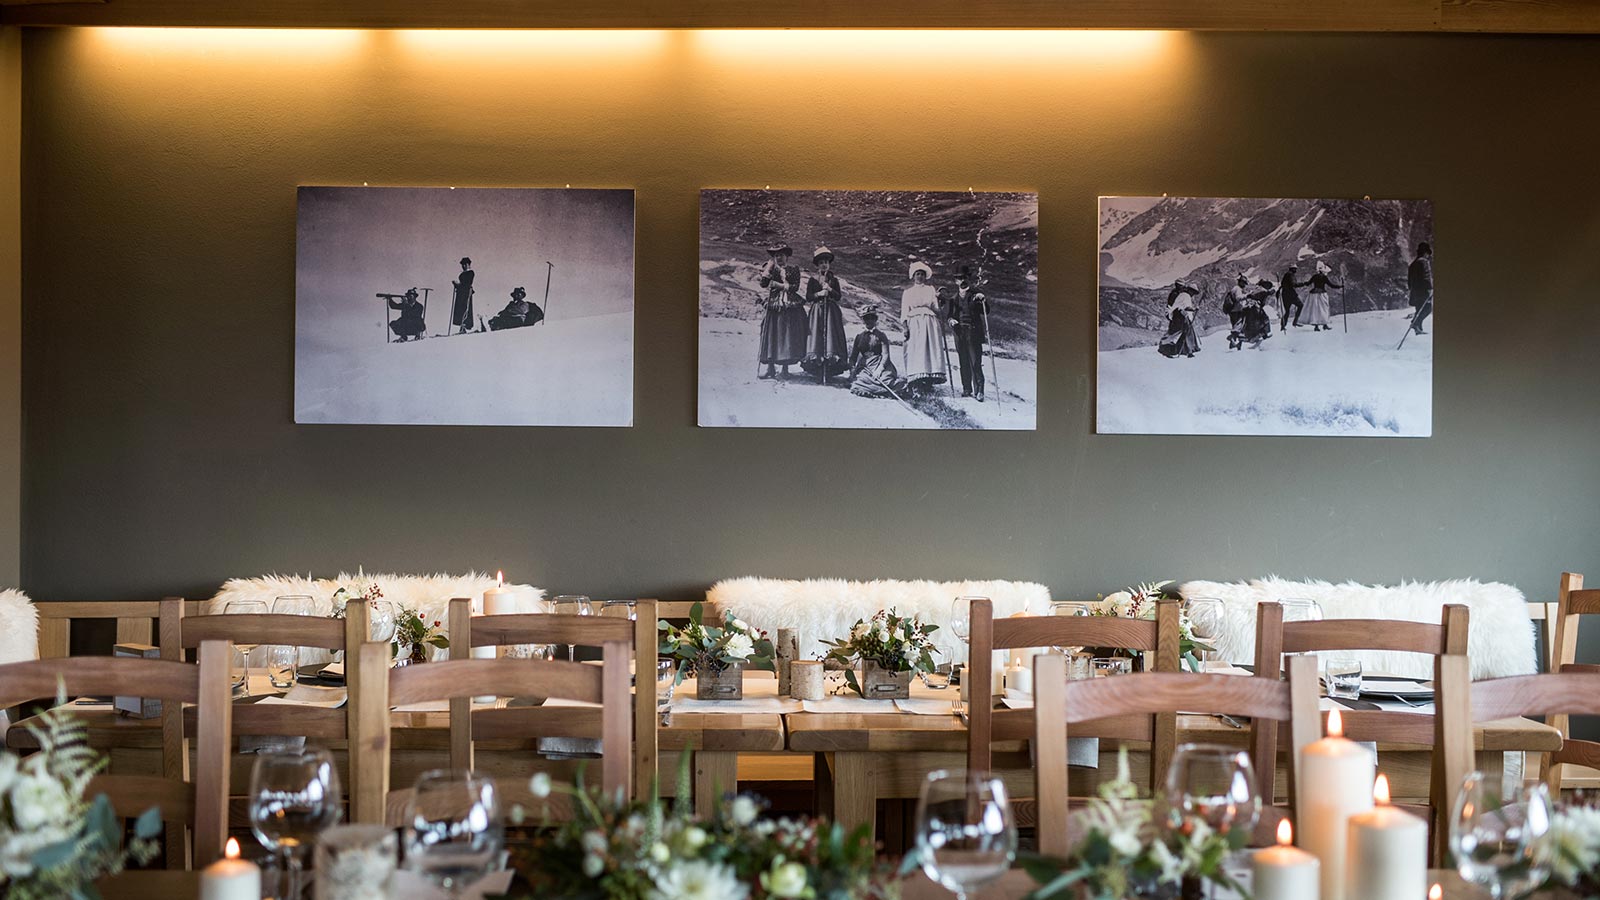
[1184, 597, 1226, 670]
[1278, 598, 1324, 623]
[250, 747, 342, 900]
[225, 599, 269, 694]
[1050, 600, 1092, 657]
[273, 594, 315, 616]
[403, 770, 503, 897]
[599, 599, 638, 621]
[1451, 771, 1553, 899]
[552, 595, 593, 662]
[368, 600, 398, 644]
[1166, 743, 1259, 889]
[914, 769, 1016, 900]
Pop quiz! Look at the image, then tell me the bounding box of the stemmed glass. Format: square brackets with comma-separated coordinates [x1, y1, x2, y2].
[1050, 600, 1092, 659]
[552, 595, 593, 662]
[1279, 598, 1324, 623]
[950, 598, 979, 712]
[403, 770, 503, 898]
[250, 747, 342, 900]
[914, 769, 1017, 900]
[368, 600, 398, 644]
[1451, 771, 1553, 899]
[225, 599, 269, 695]
[1166, 744, 1259, 895]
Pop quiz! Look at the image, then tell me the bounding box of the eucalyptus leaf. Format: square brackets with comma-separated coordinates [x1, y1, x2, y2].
[134, 805, 163, 839]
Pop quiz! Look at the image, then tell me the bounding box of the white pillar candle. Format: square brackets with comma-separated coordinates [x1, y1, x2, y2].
[483, 572, 527, 617]
[201, 838, 261, 900]
[1346, 774, 1427, 900]
[1297, 708, 1374, 900]
[1252, 819, 1320, 900]
[1008, 657, 1034, 695]
[472, 571, 506, 661]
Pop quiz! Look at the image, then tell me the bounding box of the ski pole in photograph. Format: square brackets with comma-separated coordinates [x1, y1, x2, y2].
[420, 288, 431, 337]
[1341, 263, 1349, 333]
[383, 294, 392, 343]
[540, 261, 554, 325]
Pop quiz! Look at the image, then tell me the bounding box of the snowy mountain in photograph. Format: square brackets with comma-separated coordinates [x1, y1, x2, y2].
[1097, 196, 1433, 437]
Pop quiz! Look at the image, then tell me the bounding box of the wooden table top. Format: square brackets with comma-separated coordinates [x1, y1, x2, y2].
[786, 709, 1562, 753]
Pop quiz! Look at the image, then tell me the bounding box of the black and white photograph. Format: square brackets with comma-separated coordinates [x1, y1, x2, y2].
[1097, 196, 1434, 437]
[699, 189, 1038, 430]
[294, 186, 635, 426]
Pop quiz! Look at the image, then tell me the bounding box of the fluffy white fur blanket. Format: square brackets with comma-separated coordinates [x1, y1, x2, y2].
[1176, 577, 1537, 680]
[707, 577, 1051, 664]
[0, 588, 38, 665]
[207, 571, 539, 621]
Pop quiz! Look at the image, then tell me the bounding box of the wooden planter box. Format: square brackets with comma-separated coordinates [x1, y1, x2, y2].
[861, 661, 913, 700]
[696, 662, 745, 700]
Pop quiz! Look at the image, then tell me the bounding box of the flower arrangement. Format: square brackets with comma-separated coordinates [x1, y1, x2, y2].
[508, 763, 894, 900]
[1541, 798, 1600, 897]
[821, 610, 940, 698]
[1019, 750, 1247, 900]
[392, 607, 450, 662]
[1, 700, 161, 899]
[329, 582, 384, 619]
[657, 602, 775, 683]
[1094, 581, 1216, 672]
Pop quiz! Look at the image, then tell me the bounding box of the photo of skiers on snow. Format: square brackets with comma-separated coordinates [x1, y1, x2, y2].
[1098, 196, 1433, 437]
[296, 186, 635, 427]
[700, 189, 1038, 430]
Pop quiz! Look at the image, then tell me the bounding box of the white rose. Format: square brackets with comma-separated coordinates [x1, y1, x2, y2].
[901, 643, 919, 663]
[10, 771, 73, 831]
[1105, 591, 1133, 612]
[724, 615, 743, 631]
[650, 842, 671, 864]
[650, 860, 748, 900]
[528, 772, 552, 798]
[730, 795, 759, 826]
[762, 860, 810, 898]
[722, 633, 755, 661]
[681, 825, 708, 851]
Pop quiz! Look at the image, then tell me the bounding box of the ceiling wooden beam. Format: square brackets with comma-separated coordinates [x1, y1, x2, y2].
[1, 0, 1597, 32]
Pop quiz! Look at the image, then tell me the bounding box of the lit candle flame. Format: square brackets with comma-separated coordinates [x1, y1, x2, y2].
[1327, 707, 1343, 737]
[225, 837, 241, 859]
[1276, 818, 1293, 846]
[1429, 885, 1442, 900]
[1373, 772, 1391, 805]
[496, 570, 504, 587]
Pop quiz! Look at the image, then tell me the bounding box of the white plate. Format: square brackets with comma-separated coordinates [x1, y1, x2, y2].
[1360, 681, 1433, 699]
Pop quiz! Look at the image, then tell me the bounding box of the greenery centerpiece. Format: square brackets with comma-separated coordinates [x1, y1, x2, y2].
[1019, 750, 1248, 900]
[508, 761, 895, 900]
[1093, 581, 1216, 672]
[328, 581, 384, 619]
[658, 603, 775, 701]
[1542, 799, 1600, 898]
[0, 700, 162, 900]
[392, 607, 450, 664]
[821, 610, 939, 700]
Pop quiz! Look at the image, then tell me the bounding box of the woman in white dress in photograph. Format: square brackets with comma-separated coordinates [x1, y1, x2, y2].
[900, 261, 950, 391]
[1301, 260, 1340, 331]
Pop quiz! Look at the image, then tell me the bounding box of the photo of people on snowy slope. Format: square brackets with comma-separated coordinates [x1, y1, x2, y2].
[295, 186, 635, 426]
[699, 189, 1038, 430]
[1097, 196, 1433, 437]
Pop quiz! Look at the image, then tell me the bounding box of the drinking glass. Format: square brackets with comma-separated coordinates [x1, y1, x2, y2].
[1184, 597, 1227, 668]
[1091, 657, 1133, 677]
[368, 601, 398, 644]
[1279, 598, 1324, 623]
[250, 747, 342, 900]
[552, 595, 593, 661]
[1049, 600, 1092, 657]
[1166, 744, 1260, 848]
[403, 770, 503, 897]
[267, 644, 300, 690]
[599, 599, 638, 621]
[656, 659, 677, 724]
[914, 770, 1016, 900]
[1451, 771, 1553, 899]
[274, 594, 316, 616]
[225, 600, 269, 660]
[1325, 658, 1363, 699]
[229, 643, 250, 697]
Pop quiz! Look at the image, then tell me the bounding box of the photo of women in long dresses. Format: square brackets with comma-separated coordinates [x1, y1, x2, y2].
[899, 261, 952, 391]
[699, 188, 1039, 430]
[800, 247, 848, 381]
[1097, 195, 1433, 437]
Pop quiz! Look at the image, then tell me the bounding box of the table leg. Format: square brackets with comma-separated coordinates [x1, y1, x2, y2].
[814, 753, 835, 820]
[695, 751, 739, 819]
[832, 752, 876, 839]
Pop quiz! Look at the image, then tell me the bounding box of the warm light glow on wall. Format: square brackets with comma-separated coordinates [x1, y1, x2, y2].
[391, 29, 669, 60]
[691, 29, 1174, 66]
[88, 27, 370, 58]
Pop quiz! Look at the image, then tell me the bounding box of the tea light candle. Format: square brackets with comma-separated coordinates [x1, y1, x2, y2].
[1298, 708, 1374, 900]
[201, 838, 260, 900]
[790, 660, 825, 701]
[1252, 819, 1319, 900]
[1346, 774, 1427, 900]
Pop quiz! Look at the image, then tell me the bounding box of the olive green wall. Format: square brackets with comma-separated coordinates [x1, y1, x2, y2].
[1, 26, 20, 590]
[18, 30, 1600, 678]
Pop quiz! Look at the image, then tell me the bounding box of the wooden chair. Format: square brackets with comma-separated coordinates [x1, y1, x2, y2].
[160, 598, 372, 833]
[0, 642, 233, 867]
[1545, 572, 1600, 794]
[1032, 653, 1321, 858]
[967, 596, 1182, 785]
[1254, 600, 1467, 859]
[355, 618, 633, 826]
[30, 598, 203, 658]
[446, 596, 659, 801]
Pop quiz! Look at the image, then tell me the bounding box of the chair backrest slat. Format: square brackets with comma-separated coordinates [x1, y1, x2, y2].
[0, 655, 200, 707]
[1547, 572, 1596, 794]
[179, 613, 345, 650]
[1470, 670, 1600, 721]
[1281, 619, 1451, 655]
[467, 612, 633, 646]
[990, 615, 1159, 652]
[1033, 653, 1320, 859]
[390, 657, 604, 707]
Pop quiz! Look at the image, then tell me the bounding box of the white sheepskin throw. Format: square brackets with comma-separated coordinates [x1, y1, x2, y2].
[707, 577, 1051, 665]
[1176, 577, 1537, 680]
[0, 588, 38, 665]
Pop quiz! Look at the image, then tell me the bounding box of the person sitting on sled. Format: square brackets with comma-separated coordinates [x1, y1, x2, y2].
[847, 306, 909, 400]
[489, 286, 543, 331]
[1222, 274, 1251, 350]
[387, 288, 426, 341]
